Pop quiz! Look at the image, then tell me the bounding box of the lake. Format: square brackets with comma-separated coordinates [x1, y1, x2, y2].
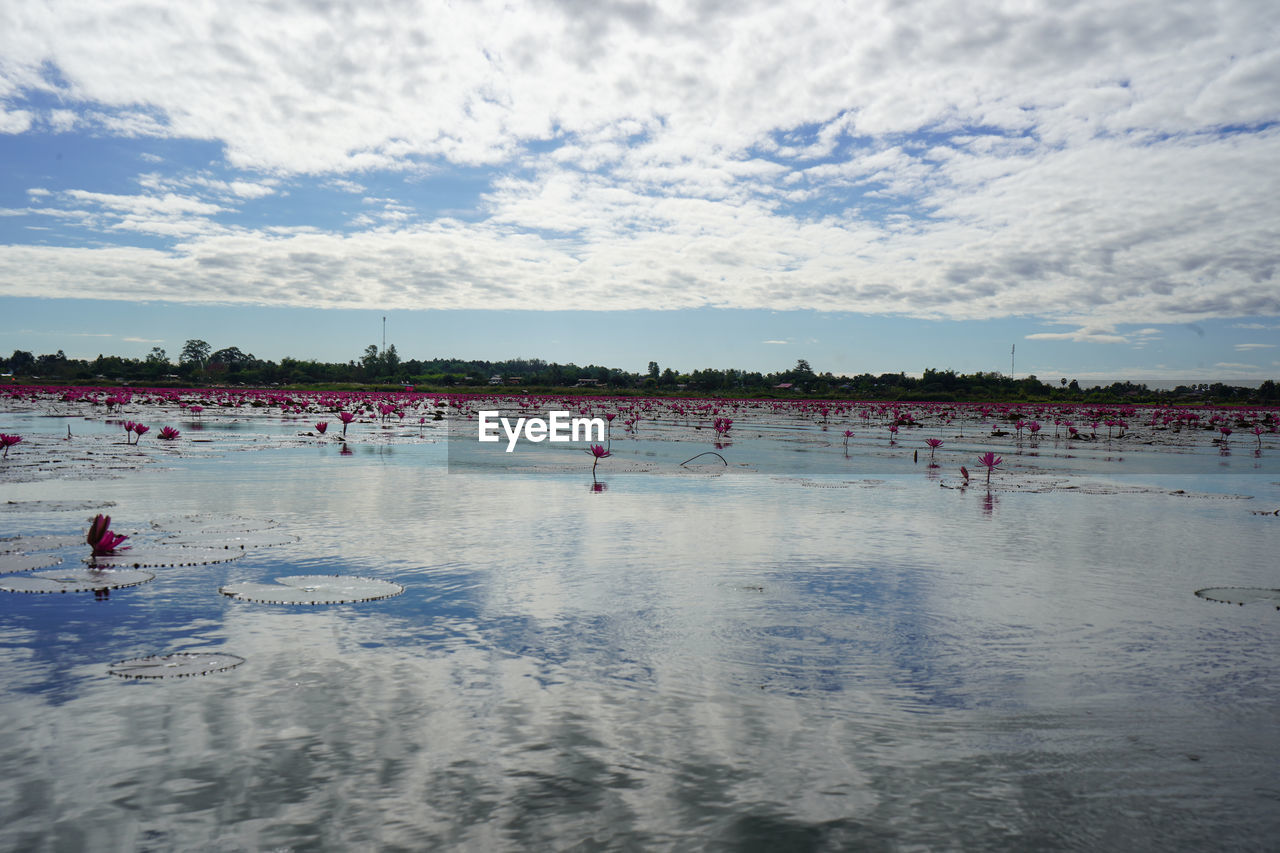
[2, 393, 1278, 851]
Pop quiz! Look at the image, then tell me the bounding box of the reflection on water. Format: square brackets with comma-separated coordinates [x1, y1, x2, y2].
[1, 431, 1279, 849]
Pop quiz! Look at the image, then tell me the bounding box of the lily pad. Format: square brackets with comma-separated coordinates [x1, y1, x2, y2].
[83, 548, 244, 568]
[0, 553, 63, 573]
[1195, 587, 1280, 608]
[108, 652, 246, 679]
[220, 575, 404, 605]
[0, 534, 85, 554]
[150, 513, 278, 534]
[0, 500, 116, 513]
[158, 531, 299, 549]
[1, 568, 155, 594]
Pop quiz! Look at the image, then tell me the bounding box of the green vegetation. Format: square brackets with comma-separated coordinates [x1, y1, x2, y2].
[4, 344, 1276, 405]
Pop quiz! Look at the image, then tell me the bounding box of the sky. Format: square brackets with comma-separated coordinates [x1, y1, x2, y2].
[1, 0, 1278, 382]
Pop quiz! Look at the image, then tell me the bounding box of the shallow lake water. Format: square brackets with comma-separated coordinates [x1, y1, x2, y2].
[1, 401, 1279, 851]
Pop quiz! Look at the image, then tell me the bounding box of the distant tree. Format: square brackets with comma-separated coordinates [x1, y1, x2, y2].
[145, 347, 169, 366]
[360, 344, 380, 376]
[8, 350, 36, 374]
[648, 361, 660, 380]
[209, 347, 252, 367]
[180, 339, 211, 368]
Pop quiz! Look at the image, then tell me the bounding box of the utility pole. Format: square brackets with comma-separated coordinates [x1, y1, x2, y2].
[1010, 344, 1015, 379]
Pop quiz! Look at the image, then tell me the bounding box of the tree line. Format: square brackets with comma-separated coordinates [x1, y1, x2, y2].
[3, 344, 1277, 404]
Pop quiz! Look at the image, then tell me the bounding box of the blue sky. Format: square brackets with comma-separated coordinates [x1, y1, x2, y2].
[2, 0, 1278, 381]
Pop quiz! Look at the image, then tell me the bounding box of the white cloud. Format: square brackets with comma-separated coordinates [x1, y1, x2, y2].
[324, 178, 366, 194]
[762, 340, 788, 345]
[1235, 342, 1276, 350]
[0, 109, 32, 134]
[0, 0, 1277, 325]
[46, 109, 77, 132]
[1025, 326, 1130, 344]
[121, 336, 164, 343]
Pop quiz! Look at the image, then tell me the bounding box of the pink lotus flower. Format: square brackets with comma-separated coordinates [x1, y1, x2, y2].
[131, 423, 149, 443]
[158, 426, 180, 440]
[0, 433, 21, 458]
[315, 421, 328, 434]
[589, 443, 611, 479]
[978, 451, 1002, 485]
[960, 465, 970, 482]
[338, 411, 355, 436]
[87, 513, 130, 556]
[925, 437, 943, 459]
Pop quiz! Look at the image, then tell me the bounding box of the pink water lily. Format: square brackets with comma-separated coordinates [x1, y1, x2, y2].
[0, 433, 21, 458]
[131, 423, 149, 443]
[978, 451, 1002, 485]
[158, 426, 180, 440]
[87, 513, 130, 556]
[315, 421, 328, 434]
[338, 411, 355, 436]
[589, 443, 611, 479]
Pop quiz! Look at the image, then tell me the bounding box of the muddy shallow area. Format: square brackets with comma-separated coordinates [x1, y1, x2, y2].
[1, 390, 1278, 850]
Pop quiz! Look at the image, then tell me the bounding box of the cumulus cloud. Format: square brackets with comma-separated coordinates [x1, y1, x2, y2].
[0, 0, 1276, 325]
[0, 108, 32, 133]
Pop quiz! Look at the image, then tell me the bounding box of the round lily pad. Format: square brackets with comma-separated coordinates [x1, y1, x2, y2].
[0, 553, 63, 573]
[108, 652, 246, 679]
[1, 568, 155, 594]
[1195, 587, 1280, 608]
[158, 531, 299, 549]
[150, 513, 278, 534]
[0, 535, 84, 554]
[83, 548, 244, 568]
[220, 575, 404, 605]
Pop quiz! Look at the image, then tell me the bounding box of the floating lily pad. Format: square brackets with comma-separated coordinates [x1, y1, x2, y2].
[108, 652, 246, 679]
[83, 547, 244, 568]
[158, 531, 299, 549]
[220, 575, 404, 604]
[150, 513, 278, 534]
[0, 553, 63, 572]
[0, 534, 85, 554]
[1, 568, 155, 594]
[1195, 587, 1280, 608]
[0, 500, 116, 513]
